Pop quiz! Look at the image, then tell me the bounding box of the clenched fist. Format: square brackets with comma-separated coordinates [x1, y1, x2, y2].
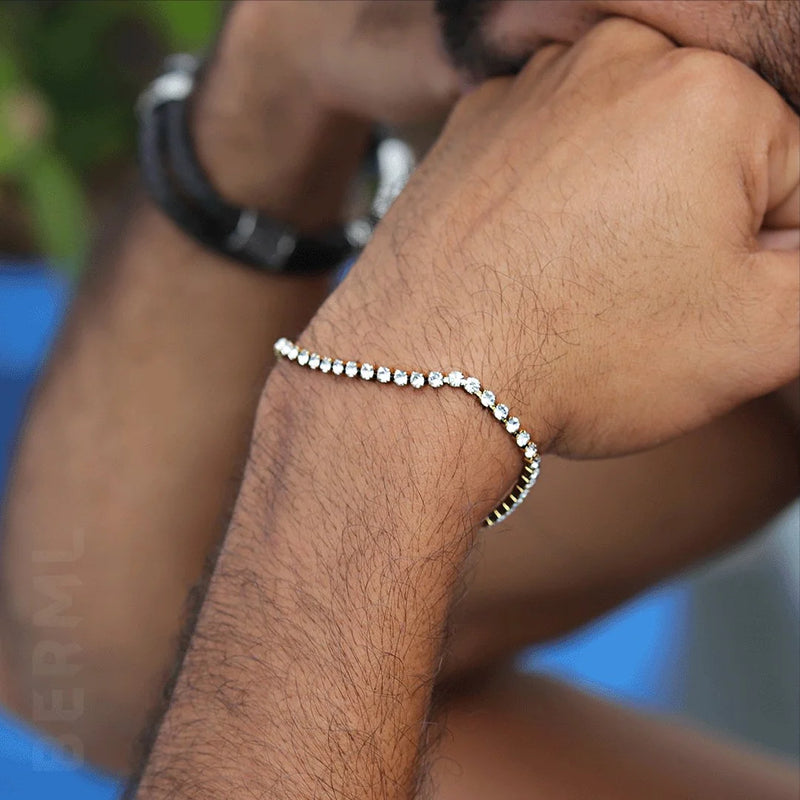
[307, 18, 799, 464]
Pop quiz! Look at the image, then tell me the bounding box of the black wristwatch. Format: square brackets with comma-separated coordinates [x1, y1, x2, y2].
[136, 54, 414, 276]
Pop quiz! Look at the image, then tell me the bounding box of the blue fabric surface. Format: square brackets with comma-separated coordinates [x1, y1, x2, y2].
[524, 582, 689, 709]
[0, 267, 70, 378]
[0, 708, 121, 800]
[0, 262, 687, 797]
[0, 265, 70, 494]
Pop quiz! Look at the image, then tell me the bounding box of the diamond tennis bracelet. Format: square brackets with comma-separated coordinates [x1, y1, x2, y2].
[274, 338, 541, 527]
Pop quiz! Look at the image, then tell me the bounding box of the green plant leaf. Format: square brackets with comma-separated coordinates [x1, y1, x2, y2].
[21, 149, 89, 277]
[146, 1, 221, 51]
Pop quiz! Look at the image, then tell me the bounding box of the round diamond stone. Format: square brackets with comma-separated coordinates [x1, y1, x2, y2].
[274, 337, 289, 356]
[297, 349, 310, 366]
[376, 366, 391, 383]
[287, 345, 299, 361]
[524, 444, 538, 460]
[360, 363, 375, 380]
[516, 431, 531, 447]
[448, 371, 464, 387]
[345, 361, 358, 378]
[319, 357, 332, 373]
[410, 372, 425, 389]
[493, 404, 509, 421]
[332, 359, 344, 375]
[464, 377, 481, 395]
[428, 371, 444, 388]
[393, 370, 408, 386]
[505, 417, 520, 434]
[308, 353, 321, 370]
[480, 389, 495, 408]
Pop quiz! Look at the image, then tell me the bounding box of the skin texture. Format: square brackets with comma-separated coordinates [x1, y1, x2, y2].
[131, 19, 799, 799]
[0, 1, 797, 796]
[445, 392, 799, 675]
[433, 671, 800, 800]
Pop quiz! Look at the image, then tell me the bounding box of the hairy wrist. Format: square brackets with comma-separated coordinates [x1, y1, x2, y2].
[135, 360, 514, 798]
[249, 359, 518, 541]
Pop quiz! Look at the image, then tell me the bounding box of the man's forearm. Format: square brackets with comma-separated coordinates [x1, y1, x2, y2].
[133, 360, 513, 798]
[0, 205, 325, 771]
[0, 45, 369, 773]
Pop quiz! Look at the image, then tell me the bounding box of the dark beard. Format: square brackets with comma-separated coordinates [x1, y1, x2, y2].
[435, 0, 529, 80]
[750, 0, 800, 114]
[435, 0, 800, 114]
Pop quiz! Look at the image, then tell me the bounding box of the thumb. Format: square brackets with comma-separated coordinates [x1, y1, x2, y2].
[736, 92, 800, 394]
[757, 228, 800, 251]
[763, 180, 799, 230]
[759, 102, 799, 230]
[739, 247, 800, 396]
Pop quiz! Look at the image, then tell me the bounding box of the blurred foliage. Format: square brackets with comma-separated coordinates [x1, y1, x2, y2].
[0, 0, 222, 276]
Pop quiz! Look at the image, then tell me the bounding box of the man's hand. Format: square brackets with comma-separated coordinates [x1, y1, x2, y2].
[193, 0, 458, 214]
[310, 18, 799, 463]
[248, 0, 459, 122]
[134, 18, 799, 799]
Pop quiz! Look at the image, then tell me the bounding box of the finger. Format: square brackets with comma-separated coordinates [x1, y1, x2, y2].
[757, 228, 800, 250]
[736, 248, 800, 396]
[763, 177, 799, 230]
[514, 40, 570, 87]
[763, 104, 800, 227]
[446, 74, 513, 130]
[749, 86, 800, 227]
[514, 17, 674, 100]
[562, 16, 675, 72]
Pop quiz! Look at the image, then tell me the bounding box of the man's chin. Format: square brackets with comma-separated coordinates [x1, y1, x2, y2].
[436, 0, 513, 81]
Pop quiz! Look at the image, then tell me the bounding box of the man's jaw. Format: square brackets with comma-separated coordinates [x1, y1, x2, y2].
[438, 0, 800, 114]
[436, 0, 604, 86]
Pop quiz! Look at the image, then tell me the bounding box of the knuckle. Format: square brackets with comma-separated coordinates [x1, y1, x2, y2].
[658, 49, 750, 119]
[575, 16, 671, 57]
[517, 40, 568, 81]
[447, 76, 509, 124]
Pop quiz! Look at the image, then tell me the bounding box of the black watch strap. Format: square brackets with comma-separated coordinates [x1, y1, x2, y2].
[136, 55, 362, 276]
